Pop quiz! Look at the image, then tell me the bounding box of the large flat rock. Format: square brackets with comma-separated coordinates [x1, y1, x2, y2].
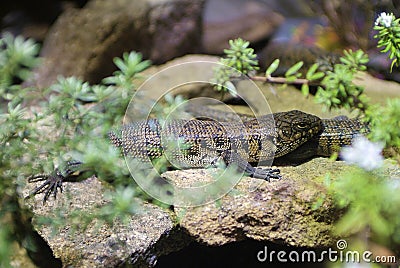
[22, 177, 182, 267]
[28, 0, 205, 88]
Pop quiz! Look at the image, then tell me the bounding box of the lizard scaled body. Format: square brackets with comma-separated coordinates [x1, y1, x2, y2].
[28, 110, 323, 202]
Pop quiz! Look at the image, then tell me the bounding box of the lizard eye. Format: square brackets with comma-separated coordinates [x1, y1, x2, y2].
[296, 122, 308, 129]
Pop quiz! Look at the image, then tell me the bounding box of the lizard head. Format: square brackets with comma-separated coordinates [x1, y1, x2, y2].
[273, 110, 322, 157]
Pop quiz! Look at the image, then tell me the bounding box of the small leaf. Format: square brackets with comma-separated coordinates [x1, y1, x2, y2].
[390, 59, 397, 72]
[265, 59, 280, 77]
[305, 63, 319, 80]
[285, 61, 304, 77]
[301, 84, 309, 96]
[114, 57, 126, 72]
[381, 44, 391, 53]
[340, 58, 351, 65]
[310, 72, 325, 80]
[223, 48, 234, 55]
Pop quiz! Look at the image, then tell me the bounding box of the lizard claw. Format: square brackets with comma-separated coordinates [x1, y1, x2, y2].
[251, 167, 282, 182]
[226, 151, 282, 182]
[26, 161, 82, 204]
[27, 169, 65, 203]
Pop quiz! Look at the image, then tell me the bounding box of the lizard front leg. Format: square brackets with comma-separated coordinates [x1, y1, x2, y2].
[245, 164, 281, 181]
[221, 151, 282, 181]
[27, 161, 83, 203]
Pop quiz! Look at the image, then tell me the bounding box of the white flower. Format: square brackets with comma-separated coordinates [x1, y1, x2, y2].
[375, 12, 394, 27]
[340, 136, 384, 171]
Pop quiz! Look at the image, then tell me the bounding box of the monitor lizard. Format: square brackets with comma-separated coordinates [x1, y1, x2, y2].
[27, 110, 368, 202]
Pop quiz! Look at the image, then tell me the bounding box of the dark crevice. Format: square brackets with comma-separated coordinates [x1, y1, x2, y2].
[11, 196, 62, 268]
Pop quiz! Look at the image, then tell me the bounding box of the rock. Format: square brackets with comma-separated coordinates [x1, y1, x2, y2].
[21, 159, 400, 265]
[203, 0, 283, 54]
[133, 54, 222, 100]
[28, 0, 205, 88]
[0, 0, 66, 41]
[354, 72, 400, 105]
[21, 176, 185, 267]
[165, 158, 343, 247]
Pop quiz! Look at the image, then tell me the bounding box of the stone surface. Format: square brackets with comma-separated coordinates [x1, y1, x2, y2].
[132, 54, 222, 101]
[165, 158, 342, 247]
[202, 0, 283, 54]
[21, 176, 182, 267]
[28, 0, 205, 88]
[354, 72, 400, 105]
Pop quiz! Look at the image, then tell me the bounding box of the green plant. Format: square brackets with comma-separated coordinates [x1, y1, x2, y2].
[366, 98, 400, 148]
[0, 33, 40, 97]
[0, 34, 155, 266]
[220, 38, 259, 75]
[0, 226, 12, 267]
[315, 49, 369, 113]
[213, 38, 259, 95]
[0, 34, 41, 268]
[374, 12, 400, 71]
[216, 37, 371, 114]
[103, 51, 151, 90]
[323, 12, 400, 256]
[326, 136, 400, 250]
